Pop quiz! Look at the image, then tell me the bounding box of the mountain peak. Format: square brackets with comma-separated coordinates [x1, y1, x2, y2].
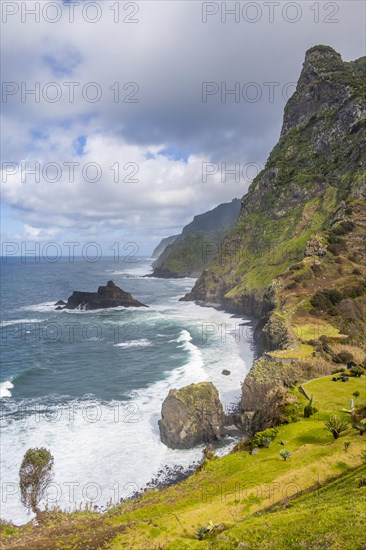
[300, 45, 343, 83]
[281, 45, 350, 136]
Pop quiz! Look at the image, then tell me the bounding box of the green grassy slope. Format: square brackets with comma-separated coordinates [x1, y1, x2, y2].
[1, 377, 365, 549]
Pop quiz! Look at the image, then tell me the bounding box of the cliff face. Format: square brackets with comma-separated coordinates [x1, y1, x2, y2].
[184, 46, 365, 311]
[183, 46, 366, 411]
[151, 235, 178, 259]
[151, 199, 241, 278]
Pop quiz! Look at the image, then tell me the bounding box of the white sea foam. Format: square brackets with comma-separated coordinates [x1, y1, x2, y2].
[114, 339, 151, 348]
[21, 302, 57, 313]
[0, 381, 14, 398]
[0, 318, 42, 328]
[1, 287, 253, 525]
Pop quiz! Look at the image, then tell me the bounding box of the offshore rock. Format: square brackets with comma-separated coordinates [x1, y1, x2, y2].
[60, 280, 147, 310]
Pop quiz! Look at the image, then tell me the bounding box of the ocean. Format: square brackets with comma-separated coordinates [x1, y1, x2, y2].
[0, 256, 254, 524]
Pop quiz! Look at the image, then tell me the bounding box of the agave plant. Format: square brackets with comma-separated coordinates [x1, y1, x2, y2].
[280, 450, 291, 461]
[324, 415, 349, 439]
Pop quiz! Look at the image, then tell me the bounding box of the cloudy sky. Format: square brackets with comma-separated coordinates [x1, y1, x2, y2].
[1, 0, 365, 255]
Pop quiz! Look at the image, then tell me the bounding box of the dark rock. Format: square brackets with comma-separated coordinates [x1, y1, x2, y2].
[60, 280, 148, 310]
[159, 382, 225, 449]
[55, 300, 66, 306]
[55, 306, 64, 311]
[222, 369, 231, 376]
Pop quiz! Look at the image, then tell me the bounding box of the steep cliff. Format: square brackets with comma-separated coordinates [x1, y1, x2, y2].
[151, 235, 178, 259]
[183, 46, 366, 410]
[150, 198, 241, 277]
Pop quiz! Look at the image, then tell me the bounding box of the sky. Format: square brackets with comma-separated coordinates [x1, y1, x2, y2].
[1, 0, 365, 256]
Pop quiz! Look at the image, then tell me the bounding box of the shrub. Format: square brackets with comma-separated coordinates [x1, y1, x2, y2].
[280, 450, 291, 461]
[19, 448, 54, 514]
[324, 415, 349, 439]
[352, 422, 366, 436]
[337, 351, 355, 365]
[353, 391, 360, 399]
[261, 436, 273, 448]
[304, 395, 315, 418]
[357, 476, 366, 488]
[350, 366, 365, 378]
[251, 428, 278, 449]
[344, 441, 351, 453]
[332, 221, 355, 235]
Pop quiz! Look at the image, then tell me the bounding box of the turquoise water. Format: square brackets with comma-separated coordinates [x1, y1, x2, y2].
[0, 257, 254, 524]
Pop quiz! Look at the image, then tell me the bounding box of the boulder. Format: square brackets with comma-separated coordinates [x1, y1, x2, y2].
[59, 280, 148, 310]
[159, 382, 225, 449]
[55, 300, 66, 306]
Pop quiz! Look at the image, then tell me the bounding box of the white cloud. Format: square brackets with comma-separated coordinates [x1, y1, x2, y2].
[1, 0, 365, 250]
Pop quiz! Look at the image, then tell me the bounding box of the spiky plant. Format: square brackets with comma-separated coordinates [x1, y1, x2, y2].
[280, 450, 291, 461]
[324, 415, 349, 439]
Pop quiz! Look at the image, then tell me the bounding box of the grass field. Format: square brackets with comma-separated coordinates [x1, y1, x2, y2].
[1, 377, 365, 549]
[303, 375, 366, 416]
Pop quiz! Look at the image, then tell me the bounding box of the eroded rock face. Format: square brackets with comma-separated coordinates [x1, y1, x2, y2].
[60, 280, 147, 310]
[159, 382, 225, 449]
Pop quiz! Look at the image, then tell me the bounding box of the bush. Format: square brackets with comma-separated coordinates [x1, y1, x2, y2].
[261, 436, 273, 448]
[337, 351, 355, 364]
[332, 221, 355, 235]
[304, 395, 315, 418]
[357, 476, 366, 488]
[350, 366, 365, 377]
[280, 450, 291, 461]
[324, 415, 349, 439]
[251, 428, 278, 449]
[352, 422, 366, 436]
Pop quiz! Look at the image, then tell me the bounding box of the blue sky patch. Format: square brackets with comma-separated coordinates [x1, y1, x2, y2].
[73, 135, 87, 156]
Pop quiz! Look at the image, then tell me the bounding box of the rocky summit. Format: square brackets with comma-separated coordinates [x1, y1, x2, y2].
[58, 280, 148, 310]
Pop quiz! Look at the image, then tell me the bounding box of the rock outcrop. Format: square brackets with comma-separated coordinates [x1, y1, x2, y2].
[58, 280, 147, 310]
[159, 382, 225, 449]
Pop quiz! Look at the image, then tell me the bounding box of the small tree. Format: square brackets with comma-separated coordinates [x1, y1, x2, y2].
[324, 415, 349, 440]
[304, 395, 315, 418]
[19, 448, 54, 515]
[280, 450, 291, 461]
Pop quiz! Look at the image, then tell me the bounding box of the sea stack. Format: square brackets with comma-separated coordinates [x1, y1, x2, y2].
[159, 382, 225, 449]
[57, 280, 148, 310]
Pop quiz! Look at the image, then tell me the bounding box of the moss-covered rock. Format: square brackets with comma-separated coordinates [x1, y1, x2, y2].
[158, 382, 225, 449]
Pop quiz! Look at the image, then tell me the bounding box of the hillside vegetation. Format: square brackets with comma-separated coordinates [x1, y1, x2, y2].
[1, 377, 365, 548]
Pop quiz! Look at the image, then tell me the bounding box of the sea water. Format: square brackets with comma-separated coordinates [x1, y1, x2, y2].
[0, 257, 254, 524]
